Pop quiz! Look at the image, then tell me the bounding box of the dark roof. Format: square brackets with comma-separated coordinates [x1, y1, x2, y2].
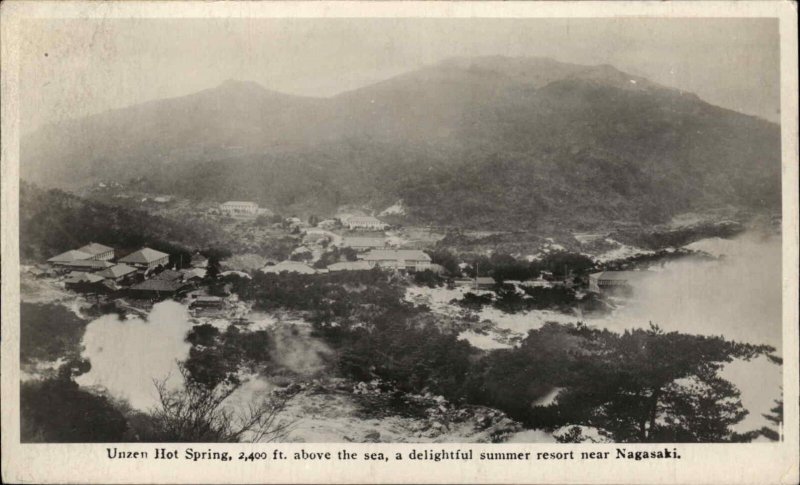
[64, 272, 105, 284]
[129, 279, 186, 293]
[152, 269, 183, 281]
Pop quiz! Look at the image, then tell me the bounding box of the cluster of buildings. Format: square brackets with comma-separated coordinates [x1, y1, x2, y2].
[219, 201, 274, 218]
[261, 249, 436, 276]
[45, 242, 208, 300]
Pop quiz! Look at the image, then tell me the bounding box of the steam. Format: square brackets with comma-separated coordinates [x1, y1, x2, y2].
[269, 323, 333, 376]
[595, 232, 781, 347]
[76, 301, 193, 410]
[591, 232, 782, 432]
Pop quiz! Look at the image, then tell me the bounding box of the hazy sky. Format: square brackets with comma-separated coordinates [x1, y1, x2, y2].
[20, 17, 780, 132]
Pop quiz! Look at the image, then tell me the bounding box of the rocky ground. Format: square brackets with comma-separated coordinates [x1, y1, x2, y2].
[270, 378, 538, 443]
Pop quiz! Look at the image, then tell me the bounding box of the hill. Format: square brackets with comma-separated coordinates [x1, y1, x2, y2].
[21, 56, 781, 230]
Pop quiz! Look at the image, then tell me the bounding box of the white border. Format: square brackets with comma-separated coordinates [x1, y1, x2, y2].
[2, 2, 798, 484]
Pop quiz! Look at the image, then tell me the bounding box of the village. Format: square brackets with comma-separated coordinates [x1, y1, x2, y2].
[26, 197, 650, 315]
[21, 187, 779, 447]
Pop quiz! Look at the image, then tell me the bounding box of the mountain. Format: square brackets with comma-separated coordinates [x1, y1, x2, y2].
[21, 56, 781, 230]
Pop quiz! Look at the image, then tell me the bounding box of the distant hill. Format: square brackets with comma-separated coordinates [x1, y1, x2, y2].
[21, 56, 781, 230]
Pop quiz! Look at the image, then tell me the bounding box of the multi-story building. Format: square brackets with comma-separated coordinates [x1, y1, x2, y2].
[220, 201, 259, 216]
[344, 215, 388, 231]
[361, 249, 431, 271]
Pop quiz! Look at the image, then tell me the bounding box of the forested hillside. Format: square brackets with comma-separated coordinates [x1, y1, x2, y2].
[22, 57, 781, 230]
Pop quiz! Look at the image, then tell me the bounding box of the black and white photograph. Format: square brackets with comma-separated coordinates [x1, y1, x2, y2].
[3, 2, 796, 465]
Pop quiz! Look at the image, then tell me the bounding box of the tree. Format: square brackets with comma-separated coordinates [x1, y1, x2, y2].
[550, 324, 775, 442]
[21, 378, 128, 442]
[207, 255, 221, 279]
[144, 364, 291, 443]
[426, 249, 461, 276]
[758, 394, 783, 441]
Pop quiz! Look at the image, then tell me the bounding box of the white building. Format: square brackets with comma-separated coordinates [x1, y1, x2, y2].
[261, 260, 317, 275]
[220, 201, 259, 216]
[361, 249, 431, 271]
[344, 215, 388, 231]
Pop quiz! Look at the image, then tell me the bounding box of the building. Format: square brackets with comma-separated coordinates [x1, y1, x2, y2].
[119, 247, 170, 270]
[454, 276, 496, 290]
[76, 242, 115, 261]
[47, 249, 92, 266]
[327, 261, 373, 272]
[588, 271, 651, 294]
[344, 215, 388, 231]
[220, 201, 259, 216]
[59, 259, 114, 272]
[190, 252, 208, 268]
[341, 236, 387, 251]
[291, 246, 313, 257]
[261, 260, 317, 275]
[361, 249, 431, 271]
[127, 279, 189, 300]
[97, 264, 138, 283]
[189, 295, 225, 309]
[64, 272, 113, 293]
[181, 268, 207, 281]
[317, 219, 338, 230]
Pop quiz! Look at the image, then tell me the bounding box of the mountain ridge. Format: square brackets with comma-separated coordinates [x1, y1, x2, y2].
[21, 56, 781, 230]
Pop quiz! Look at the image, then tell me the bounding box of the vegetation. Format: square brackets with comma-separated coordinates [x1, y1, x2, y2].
[468, 322, 776, 442]
[21, 378, 128, 442]
[141, 365, 290, 442]
[21, 303, 87, 365]
[460, 250, 597, 282]
[24, 59, 780, 232]
[184, 324, 272, 389]
[222, 270, 777, 442]
[19, 182, 203, 264]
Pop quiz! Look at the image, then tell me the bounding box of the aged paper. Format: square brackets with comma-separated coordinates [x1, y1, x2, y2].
[2, 1, 798, 483]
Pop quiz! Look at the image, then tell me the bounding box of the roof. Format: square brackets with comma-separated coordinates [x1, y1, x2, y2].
[260, 260, 316, 274]
[129, 279, 186, 292]
[48, 250, 92, 263]
[77, 242, 114, 255]
[119, 247, 170, 264]
[61, 260, 114, 270]
[327, 261, 373, 271]
[182, 268, 207, 279]
[342, 237, 386, 247]
[590, 271, 651, 281]
[193, 296, 223, 302]
[475, 277, 496, 285]
[151, 269, 183, 281]
[64, 272, 105, 284]
[346, 216, 385, 224]
[362, 249, 431, 262]
[221, 201, 258, 207]
[97, 264, 138, 279]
